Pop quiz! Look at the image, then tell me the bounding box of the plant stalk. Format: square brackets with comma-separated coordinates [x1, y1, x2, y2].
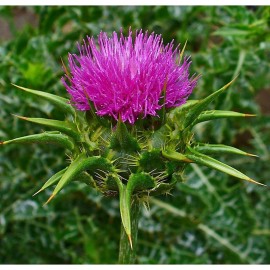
[118, 197, 141, 264]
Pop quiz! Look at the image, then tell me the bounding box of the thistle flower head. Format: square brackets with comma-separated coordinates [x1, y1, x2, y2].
[62, 29, 197, 124]
[5, 28, 262, 252]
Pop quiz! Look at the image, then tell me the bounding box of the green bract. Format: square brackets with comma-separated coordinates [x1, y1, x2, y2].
[2, 81, 265, 247]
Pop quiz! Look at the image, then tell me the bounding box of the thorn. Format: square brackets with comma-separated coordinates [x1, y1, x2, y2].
[248, 178, 267, 187]
[43, 193, 55, 206]
[127, 234, 133, 250]
[10, 83, 17, 87]
[61, 57, 71, 79]
[32, 188, 43, 197]
[191, 73, 202, 83]
[178, 39, 188, 64]
[224, 75, 238, 89]
[11, 114, 28, 120]
[0, 141, 4, 145]
[11, 83, 26, 91]
[143, 201, 150, 212]
[244, 114, 256, 117]
[184, 158, 194, 163]
[246, 153, 259, 158]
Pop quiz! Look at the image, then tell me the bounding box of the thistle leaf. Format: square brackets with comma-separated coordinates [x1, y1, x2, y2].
[33, 167, 68, 196]
[115, 172, 155, 249]
[1, 132, 74, 150]
[33, 168, 96, 197]
[167, 100, 199, 130]
[194, 143, 258, 157]
[13, 115, 81, 141]
[110, 120, 140, 152]
[193, 110, 255, 126]
[184, 77, 238, 128]
[151, 124, 172, 149]
[115, 178, 132, 248]
[186, 147, 265, 186]
[11, 84, 75, 115]
[45, 153, 113, 204]
[162, 149, 193, 163]
[168, 100, 199, 120]
[76, 171, 96, 188]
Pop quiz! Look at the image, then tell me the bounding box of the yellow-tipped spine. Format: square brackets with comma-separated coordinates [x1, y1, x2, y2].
[127, 234, 133, 250]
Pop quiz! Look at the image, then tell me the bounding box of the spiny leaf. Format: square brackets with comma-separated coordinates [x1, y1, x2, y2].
[193, 110, 256, 126]
[162, 149, 193, 163]
[13, 114, 81, 141]
[33, 167, 68, 196]
[184, 77, 238, 128]
[110, 120, 140, 152]
[167, 100, 199, 130]
[186, 147, 265, 186]
[75, 171, 97, 188]
[168, 100, 199, 121]
[115, 177, 132, 248]
[11, 84, 75, 115]
[115, 172, 155, 249]
[45, 153, 112, 204]
[194, 143, 258, 157]
[1, 131, 74, 150]
[151, 124, 171, 149]
[34, 169, 96, 197]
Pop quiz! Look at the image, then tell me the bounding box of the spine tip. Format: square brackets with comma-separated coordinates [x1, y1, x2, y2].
[246, 153, 259, 158]
[185, 158, 194, 163]
[33, 189, 43, 197]
[127, 234, 133, 250]
[244, 114, 256, 117]
[12, 114, 28, 120]
[249, 178, 267, 187]
[43, 193, 55, 206]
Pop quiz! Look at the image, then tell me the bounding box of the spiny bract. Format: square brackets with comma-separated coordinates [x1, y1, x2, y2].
[2, 30, 265, 247]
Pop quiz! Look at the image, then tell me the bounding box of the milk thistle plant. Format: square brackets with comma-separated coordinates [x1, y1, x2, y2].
[1, 29, 265, 263]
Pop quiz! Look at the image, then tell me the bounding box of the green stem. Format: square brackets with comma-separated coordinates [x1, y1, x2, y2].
[118, 197, 141, 264]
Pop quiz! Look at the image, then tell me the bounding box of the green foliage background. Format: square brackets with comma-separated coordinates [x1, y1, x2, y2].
[0, 6, 270, 264]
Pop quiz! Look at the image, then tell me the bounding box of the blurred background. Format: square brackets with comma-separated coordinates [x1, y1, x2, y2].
[0, 6, 270, 264]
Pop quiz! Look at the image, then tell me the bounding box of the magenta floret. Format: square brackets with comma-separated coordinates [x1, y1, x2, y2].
[62, 29, 198, 124]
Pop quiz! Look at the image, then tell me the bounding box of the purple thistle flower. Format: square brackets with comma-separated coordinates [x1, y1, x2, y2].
[62, 29, 198, 124]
